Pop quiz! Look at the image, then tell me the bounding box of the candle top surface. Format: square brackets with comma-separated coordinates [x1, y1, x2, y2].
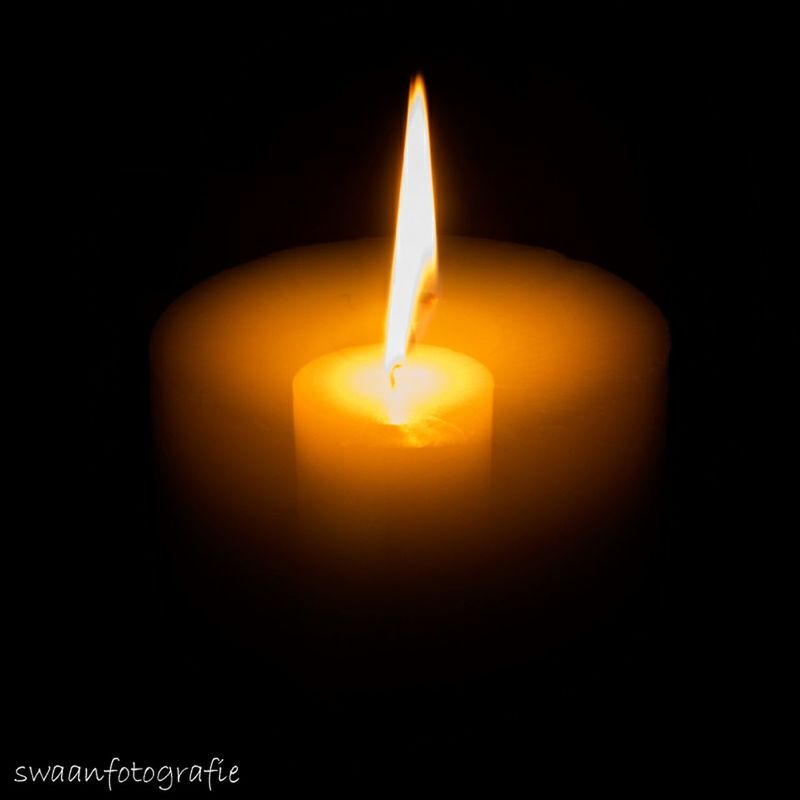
[293, 343, 493, 443]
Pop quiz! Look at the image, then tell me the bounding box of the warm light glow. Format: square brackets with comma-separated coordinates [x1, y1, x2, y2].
[384, 75, 438, 378]
[294, 344, 492, 435]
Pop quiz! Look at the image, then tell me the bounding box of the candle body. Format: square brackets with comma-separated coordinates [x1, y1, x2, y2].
[150, 237, 669, 681]
[152, 238, 667, 547]
[293, 344, 493, 565]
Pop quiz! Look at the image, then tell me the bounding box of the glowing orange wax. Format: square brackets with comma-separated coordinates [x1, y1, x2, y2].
[149, 235, 670, 690]
[150, 236, 669, 567]
[293, 344, 493, 551]
[288, 75, 497, 556]
[149, 75, 671, 681]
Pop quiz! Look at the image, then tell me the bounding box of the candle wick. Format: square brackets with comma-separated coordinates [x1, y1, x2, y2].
[389, 363, 401, 389]
[418, 290, 438, 308]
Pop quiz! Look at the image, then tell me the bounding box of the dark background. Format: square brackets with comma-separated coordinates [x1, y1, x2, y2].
[9, 2, 772, 791]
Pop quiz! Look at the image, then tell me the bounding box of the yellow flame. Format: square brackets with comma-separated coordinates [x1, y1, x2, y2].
[384, 75, 437, 379]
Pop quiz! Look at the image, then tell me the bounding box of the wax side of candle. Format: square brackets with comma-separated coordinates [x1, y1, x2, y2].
[151, 237, 669, 568]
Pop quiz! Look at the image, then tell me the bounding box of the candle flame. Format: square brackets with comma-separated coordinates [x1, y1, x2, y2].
[384, 75, 438, 379]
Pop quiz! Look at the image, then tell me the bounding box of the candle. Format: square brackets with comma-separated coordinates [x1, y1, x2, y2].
[294, 344, 493, 554]
[293, 78, 494, 561]
[150, 76, 669, 681]
[151, 235, 668, 677]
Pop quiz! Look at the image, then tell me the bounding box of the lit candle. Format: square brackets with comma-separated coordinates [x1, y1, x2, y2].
[293, 78, 494, 559]
[294, 344, 493, 548]
[150, 77, 669, 676]
[151, 236, 667, 558]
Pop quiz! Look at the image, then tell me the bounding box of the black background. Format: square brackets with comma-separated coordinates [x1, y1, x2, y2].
[9, 2, 773, 792]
